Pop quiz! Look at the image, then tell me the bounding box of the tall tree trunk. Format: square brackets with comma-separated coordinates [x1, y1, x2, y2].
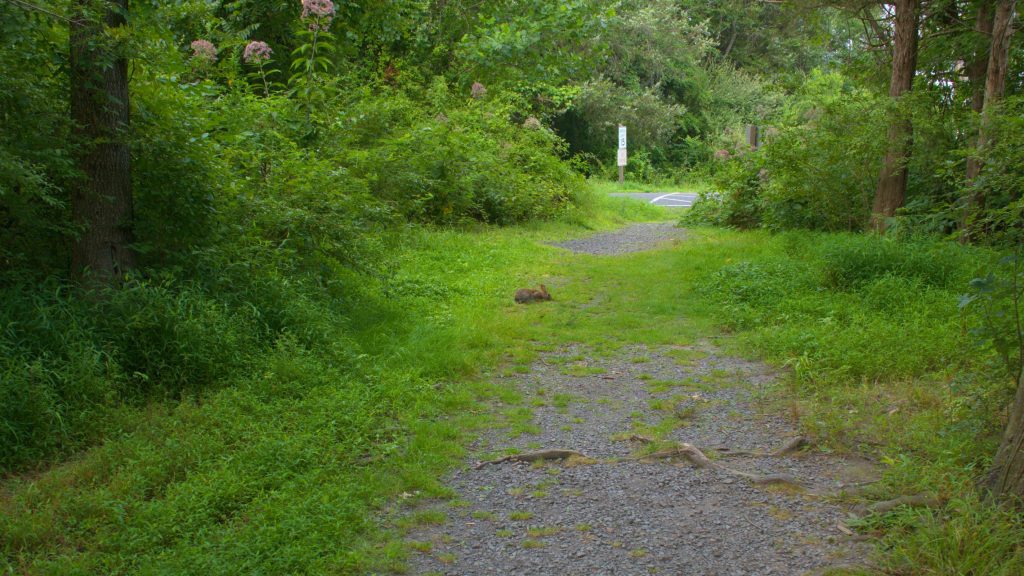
[870, 0, 919, 233]
[986, 242, 1024, 499]
[969, 2, 996, 117]
[70, 0, 135, 283]
[989, 373, 1024, 497]
[963, 0, 1016, 241]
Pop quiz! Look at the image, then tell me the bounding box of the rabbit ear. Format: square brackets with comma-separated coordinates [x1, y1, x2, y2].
[539, 284, 547, 293]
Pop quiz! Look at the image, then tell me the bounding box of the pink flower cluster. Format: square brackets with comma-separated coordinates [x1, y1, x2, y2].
[471, 82, 487, 99]
[301, 0, 335, 30]
[243, 41, 273, 64]
[301, 0, 335, 17]
[190, 39, 217, 62]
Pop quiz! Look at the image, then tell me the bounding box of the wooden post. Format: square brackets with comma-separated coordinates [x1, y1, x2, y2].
[746, 124, 759, 150]
[618, 165, 624, 184]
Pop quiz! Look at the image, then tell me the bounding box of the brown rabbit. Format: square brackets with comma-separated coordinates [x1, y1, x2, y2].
[514, 284, 552, 304]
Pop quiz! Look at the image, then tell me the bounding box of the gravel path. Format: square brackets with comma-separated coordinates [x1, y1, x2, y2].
[550, 222, 687, 255]
[402, 224, 873, 576]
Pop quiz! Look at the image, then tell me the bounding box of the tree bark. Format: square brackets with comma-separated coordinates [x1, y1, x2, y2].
[968, 2, 995, 116]
[70, 0, 135, 283]
[870, 0, 919, 234]
[963, 0, 1016, 240]
[989, 372, 1024, 498]
[986, 240, 1024, 498]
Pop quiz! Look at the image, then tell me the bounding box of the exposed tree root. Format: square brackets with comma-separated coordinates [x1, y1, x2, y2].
[749, 473, 804, 487]
[715, 436, 810, 458]
[633, 444, 716, 468]
[479, 442, 808, 489]
[854, 492, 944, 517]
[473, 449, 590, 469]
[773, 436, 810, 456]
[632, 443, 806, 489]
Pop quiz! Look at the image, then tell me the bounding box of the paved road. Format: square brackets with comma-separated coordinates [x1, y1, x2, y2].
[608, 191, 699, 207]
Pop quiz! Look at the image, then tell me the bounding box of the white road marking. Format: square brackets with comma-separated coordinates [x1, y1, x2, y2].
[607, 191, 698, 207]
[649, 192, 687, 204]
[649, 192, 697, 207]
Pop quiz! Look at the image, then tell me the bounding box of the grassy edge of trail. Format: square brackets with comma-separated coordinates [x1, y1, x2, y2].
[5, 201, 1023, 575]
[0, 195, 666, 575]
[389, 225, 1024, 576]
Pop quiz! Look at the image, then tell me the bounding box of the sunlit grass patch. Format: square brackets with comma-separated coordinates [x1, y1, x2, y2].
[505, 407, 540, 437]
[408, 540, 433, 553]
[560, 364, 607, 377]
[666, 347, 709, 366]
[526, 525, 561, 537]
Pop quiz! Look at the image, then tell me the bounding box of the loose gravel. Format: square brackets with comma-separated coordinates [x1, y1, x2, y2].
[550, 222, 687, 255]
[404, 346, 873, 576]
[402, 223, 874, 576]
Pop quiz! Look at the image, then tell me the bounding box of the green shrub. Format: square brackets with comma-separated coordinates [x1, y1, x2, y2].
[966, 98, 1024, 241]
[698, 233, 975, 383]
[817, 234, 978, 290]
[342, 92, 586, 225]
[97, 281, 257, 398]
[131, 77, 224, 270]
[682, 151, 765, 228]
[0, 7, 75, 274]
[758, 72, 884, 232]
[0, 282, 117, 469]
[871, 496, 1024, 575]
[699, 259, 815, 328]
[686, 72, 885, 233]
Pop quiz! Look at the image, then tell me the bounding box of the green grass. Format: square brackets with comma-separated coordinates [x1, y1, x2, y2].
[588, 178, 707, 195]
[2, 201, 1019, 574]
[525, 525, 561, 537]
[0, 218, 619, 575]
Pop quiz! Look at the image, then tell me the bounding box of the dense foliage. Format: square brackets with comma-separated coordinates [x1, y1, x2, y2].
[2, 0, 1024, 574]
[0, 0, 599, 470]
[1, 0, 839, 470]
[683, 2, 1023, 240]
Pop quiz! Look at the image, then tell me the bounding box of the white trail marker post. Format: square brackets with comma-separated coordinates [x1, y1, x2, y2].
[617, 125, 627, 183]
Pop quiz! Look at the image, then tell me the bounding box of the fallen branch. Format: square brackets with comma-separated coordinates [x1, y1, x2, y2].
[474, 449, 590, 469]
